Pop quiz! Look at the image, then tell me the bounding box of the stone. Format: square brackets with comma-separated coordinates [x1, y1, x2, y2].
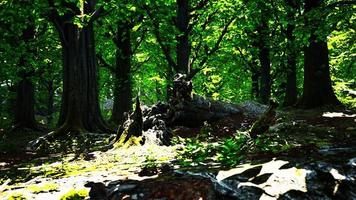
[85, 182, 108, 200]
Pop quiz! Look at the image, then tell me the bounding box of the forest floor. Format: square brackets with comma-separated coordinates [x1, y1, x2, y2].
[0, 107, 355, 199]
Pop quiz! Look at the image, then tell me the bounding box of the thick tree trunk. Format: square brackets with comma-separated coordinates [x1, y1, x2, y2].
[176, 0, 190, 74]
[252, 7, 271, 105]
[166, 66, 174, 102]
[14, 78, 39, 130]
[55, 4, 110, 134]
[299, 0, 341, 108]
[283, 0, 298, 106]
[251, 67, 260, 100]
[13, 24, 40, 130]
[111, 23, 133, 125]
[46, 81, 54, 122]
[283, 25, 297, 106]
[257, 19, 271, 104]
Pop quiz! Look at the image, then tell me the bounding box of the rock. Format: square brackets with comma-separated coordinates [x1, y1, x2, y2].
[347, 157, 356, 167]
[85, 182, 108, 200]
[238, 101, 268, 118]
[106, 174, 216, 200]
[235, 186, 264, 200]
[278, 190, 310, 200]
[100, 153, 356, 200]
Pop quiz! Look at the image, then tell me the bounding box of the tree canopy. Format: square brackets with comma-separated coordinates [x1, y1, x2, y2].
[0, 0, 354, 131]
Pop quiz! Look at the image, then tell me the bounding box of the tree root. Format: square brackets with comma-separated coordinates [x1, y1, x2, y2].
[26, 124, 85, 152]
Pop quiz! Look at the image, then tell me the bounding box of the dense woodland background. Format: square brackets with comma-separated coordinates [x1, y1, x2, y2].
[0, 0, 355, 133]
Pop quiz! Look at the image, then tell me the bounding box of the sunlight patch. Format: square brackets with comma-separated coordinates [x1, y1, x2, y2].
[329, 168, 346, 180]
[216, 163, 256, 181]
[322, 112, 356, 118]
[258, 167, 310, 197]
[259, 159, 289, 175]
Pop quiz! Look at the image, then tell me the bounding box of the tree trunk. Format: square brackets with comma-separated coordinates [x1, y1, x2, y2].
[55, 3, 110, 134]
[257, 17, 271, 104]
[13, 23, 39, 130]
[251, 66, 260, 100]
[111, 22, 133, 125]
[166, 66, 174, 101]
[283, 0, 298, 106]
[299, 0, 341, 108]
[176, 0, 190, 74]
[283, 16, 297, 106]
[46, 80, 55, 122]
[14, 78, 39, 130]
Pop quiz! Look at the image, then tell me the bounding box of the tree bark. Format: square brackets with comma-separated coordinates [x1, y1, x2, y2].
[53, 1, 111, 134]
[251, 67, 260, 100]
[283, 2, 298, 106]
[176, 0, 190, 75]
[257, 17, 271, 104]
[111, 22, 133, 125]
[14, 78, 39, 130]
[12, 24, 40, 130]
[299, 0, 341, 108]
[46, 80, 55, 122]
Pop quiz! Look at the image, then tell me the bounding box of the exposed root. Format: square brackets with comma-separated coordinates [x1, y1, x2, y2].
[26, 124, 85, 152]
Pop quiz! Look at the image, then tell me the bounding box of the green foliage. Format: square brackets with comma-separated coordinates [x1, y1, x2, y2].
[215, 134, 248, 166]
[178, 138, 216, 166]
[333, 80, 356, 108]
[59, 189, 88, 200]
[144, 154, 157, 166]
[178, 133, 249, 167]
[178, 132, 297, 167]
[1, 0, 354, 126]
[254, 135, 293, 153]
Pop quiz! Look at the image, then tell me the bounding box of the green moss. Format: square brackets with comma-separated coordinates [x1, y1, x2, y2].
[59, 189, 88, 200]
[6, 192, 27, 200]
[114, 131, 143, 148]
[26, 182, 59, 194]
[313, 139, 331, 148]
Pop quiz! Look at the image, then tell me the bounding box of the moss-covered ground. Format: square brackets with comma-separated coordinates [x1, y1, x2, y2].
[0, 107, 355, 199]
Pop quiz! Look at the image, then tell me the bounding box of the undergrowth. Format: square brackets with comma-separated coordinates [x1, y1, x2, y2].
[177, 131, 294, 167]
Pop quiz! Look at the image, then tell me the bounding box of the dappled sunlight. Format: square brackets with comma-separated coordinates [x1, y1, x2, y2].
[216, 160, 289, 181]
[322, 112, 356, 118]
[258, 159, 289, 175]
[0, 0, 355, 198]
[258, 167, 309, 197]
[216, 163, 256, 181]
[217, 159, 309, 198]
[0, 144, 178, 199]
